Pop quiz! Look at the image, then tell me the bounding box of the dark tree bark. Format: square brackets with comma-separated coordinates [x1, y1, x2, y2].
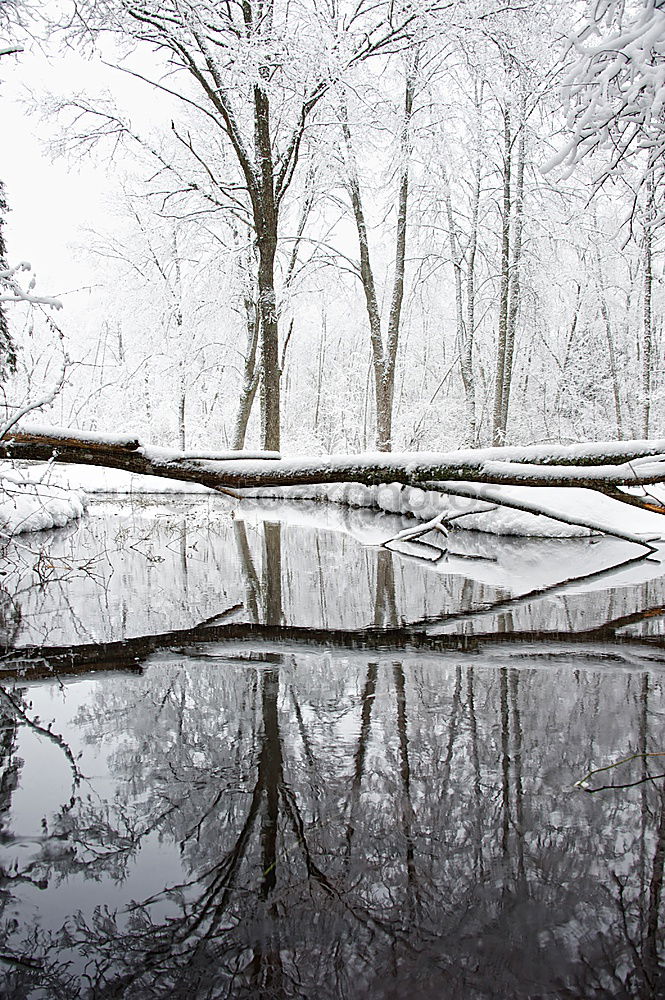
[342, 53, 417, 452]
[72, 0, 437, 451]
[232, 295, 261, 451]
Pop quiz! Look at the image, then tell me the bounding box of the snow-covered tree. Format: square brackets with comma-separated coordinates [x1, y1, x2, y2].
[0, 182, 17, 378]
[61, 0, 454, 452]
[547, 0, 665, 215]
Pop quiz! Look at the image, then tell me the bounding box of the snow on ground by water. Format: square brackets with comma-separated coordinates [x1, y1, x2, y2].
[17, 463, 209, 495]
[239, 481, 665, 540]
[0, 470, 86, 536]
[6, 462, 665, 540]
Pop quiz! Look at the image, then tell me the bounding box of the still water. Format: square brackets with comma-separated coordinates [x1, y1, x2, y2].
[1, 496, 665, 999]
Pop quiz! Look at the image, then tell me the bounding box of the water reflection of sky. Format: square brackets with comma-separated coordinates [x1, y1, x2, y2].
[0, 498, 664, 998]
[4, 496, 665, 645]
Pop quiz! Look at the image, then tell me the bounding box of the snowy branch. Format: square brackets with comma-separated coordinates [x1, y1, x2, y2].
[0, 262, 62, 309]
[546, 0, 665, 206]
[0, 363, 69, 440]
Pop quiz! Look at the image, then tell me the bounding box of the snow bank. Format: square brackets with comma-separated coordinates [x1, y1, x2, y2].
[0, 471, 86, 536]
[238, 481, 665, 539]
[6, 462, 665, 541]
[16, 463, 210, 495]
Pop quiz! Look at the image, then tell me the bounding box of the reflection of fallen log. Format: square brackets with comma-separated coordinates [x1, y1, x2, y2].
[4, 613, 665, 682]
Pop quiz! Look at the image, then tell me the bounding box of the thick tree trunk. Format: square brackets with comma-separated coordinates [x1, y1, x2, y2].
[257, 237, 280, 452]
[232, 296, 261, 450]
[254, 70, 281, 453]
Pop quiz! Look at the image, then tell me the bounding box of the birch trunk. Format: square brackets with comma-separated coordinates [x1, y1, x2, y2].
[493, 105, 512, 445]
[642, 168, 654, 439]
[500, 101, 526, 435]
[464, 141, 482, 446]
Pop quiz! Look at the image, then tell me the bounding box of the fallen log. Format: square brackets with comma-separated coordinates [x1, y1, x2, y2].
[3, 425, 665, 494]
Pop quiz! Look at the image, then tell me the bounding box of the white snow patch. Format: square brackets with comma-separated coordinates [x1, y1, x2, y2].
[6, 461, 665, 541]
[0, 471, 86, 536]
[14, 463, 210, 494]
[238, 481, 665, 539]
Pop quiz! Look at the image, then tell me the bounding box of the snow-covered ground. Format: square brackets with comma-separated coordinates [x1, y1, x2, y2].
[5, 461, 665, 542]
[19, 463, 209, 495]
[0, 469, 86, 536]
[238, 481, 665, 541]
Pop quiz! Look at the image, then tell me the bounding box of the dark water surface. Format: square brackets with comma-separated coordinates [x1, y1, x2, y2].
[1, 496, 665, 999]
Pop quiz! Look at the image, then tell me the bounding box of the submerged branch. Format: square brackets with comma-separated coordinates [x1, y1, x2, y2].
[0, 685, 83, 786]
[575, 753, 665, 793]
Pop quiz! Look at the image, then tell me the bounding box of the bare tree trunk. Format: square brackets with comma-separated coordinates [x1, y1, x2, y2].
[597, 259, 624, 438]
[492, 105, 512, 445]
[257, 239, 280, 452]
[178, 389, 186, 451]
[7, 428, 665, 529]
[172, 230, 187, 450]
[144, 359, 152, 434]
[553, 281, 581, 420]
[341, 107, 386, 445]
[342, 54, 416, 452]
[500, 98, 526, 434]
[464, 132, 482, 445]
[443, 81, 483, 446]
[642, 167, 654, 438]
[444, 171, 467, 431]
[254, 74, 281, 453]
[314, 307, 326, 434]
[232, 296, 261, 450]
[384, 58, 415, 449]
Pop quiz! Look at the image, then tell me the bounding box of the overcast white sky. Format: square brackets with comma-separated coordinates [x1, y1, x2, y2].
[1, 38, 171, 303]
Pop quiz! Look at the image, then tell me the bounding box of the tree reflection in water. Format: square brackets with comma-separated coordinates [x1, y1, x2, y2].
[0, 510, 664, 997]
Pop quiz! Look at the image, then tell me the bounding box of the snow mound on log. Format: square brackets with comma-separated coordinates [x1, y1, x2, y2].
[0, 473, 86, 535]
[239, 482, 665, 539]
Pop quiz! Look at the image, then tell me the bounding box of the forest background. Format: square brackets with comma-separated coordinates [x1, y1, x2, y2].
[1, 0, 663, 459]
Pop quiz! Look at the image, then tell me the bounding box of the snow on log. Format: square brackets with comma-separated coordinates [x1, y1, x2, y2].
[3, 426, 665, 495]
